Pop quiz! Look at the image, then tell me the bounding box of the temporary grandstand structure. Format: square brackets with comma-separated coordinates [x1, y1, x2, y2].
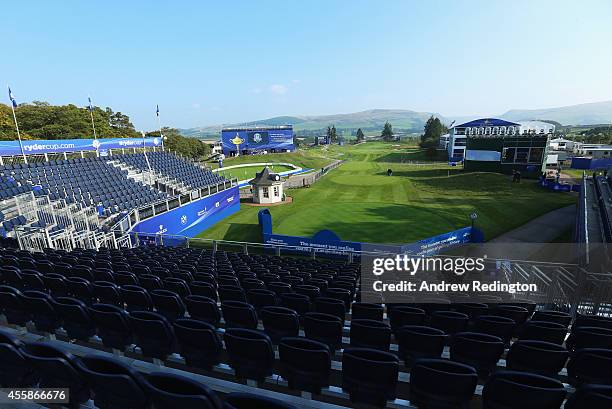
[0, 139, 236, 252]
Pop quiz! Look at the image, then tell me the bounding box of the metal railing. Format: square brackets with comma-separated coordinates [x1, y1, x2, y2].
[110, 178, 239, 234]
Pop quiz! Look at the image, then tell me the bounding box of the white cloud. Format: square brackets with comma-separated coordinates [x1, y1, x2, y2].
[269, 84, 288, 95]
[192, 103, 201, 109]
[251, 87, 262, 94]
[291, 79, 301, 84]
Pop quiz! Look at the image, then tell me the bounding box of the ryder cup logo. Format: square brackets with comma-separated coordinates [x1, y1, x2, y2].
[92, 139, 101, 149]
[253, 133, 262, 143]
[180, 215, 188, 225]
[153, 138, 160, 146]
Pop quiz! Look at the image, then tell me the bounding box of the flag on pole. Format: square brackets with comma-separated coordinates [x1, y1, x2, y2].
[156, 105, 159, 117]
[8, 87, 17, 108]
[88, 96, 94, 112]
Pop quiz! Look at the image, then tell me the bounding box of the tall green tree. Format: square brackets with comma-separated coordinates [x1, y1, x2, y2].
[420, 116, 445, 148]
[146, 127, 211, 159]
[356, 128, 365, 142]
[326, 125, 338, 143]
[381, 121, 394, 141]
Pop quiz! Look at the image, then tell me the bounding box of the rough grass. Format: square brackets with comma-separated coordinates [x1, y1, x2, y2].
[197, 142, 577, 244]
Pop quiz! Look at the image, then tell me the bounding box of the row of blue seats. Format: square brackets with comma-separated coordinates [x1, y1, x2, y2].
[115, 152, 227, 190]
[0, 329, 296, 409]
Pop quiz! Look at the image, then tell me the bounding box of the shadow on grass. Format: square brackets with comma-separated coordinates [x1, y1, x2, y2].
[221, 222, 262, 243]
[375, 150, 447, 163]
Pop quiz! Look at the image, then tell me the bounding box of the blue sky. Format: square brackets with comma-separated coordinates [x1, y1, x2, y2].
[2, 1, 611, 130]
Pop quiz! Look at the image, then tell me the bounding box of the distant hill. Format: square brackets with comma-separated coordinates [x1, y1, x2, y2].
[181, 101, 612, 138]
[500, 101, 612, 125]
[180, 109, 443, 138]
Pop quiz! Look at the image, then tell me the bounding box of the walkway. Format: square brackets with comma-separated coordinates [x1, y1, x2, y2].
[490, 204, 576, 243]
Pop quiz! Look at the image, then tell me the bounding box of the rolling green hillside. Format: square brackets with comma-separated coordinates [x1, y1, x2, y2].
[180, 109, 442, 137]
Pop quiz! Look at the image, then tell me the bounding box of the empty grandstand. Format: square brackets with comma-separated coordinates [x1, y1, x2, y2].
[0, 243, 611, 408]
[0, 138, 237, 252]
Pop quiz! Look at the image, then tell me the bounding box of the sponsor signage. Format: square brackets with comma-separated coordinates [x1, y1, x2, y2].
[0, 137, 162, 156]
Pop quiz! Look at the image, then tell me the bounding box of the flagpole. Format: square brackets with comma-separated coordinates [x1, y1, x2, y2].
[141, 131, 153, 186]
[156, 105, 164, 151]
[88, 96, 99, 157]
[8, 86, 27, 164]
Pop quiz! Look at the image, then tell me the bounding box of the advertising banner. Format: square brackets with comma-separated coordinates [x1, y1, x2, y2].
[257, 209, 483, 257]
[131, 186, 240, 237]
[0, 137, 162, 156]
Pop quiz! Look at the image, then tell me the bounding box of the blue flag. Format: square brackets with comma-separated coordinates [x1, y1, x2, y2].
[8, 87, 17, 108]
[156, 105, 159, 117]
[88, 96, 93, 112]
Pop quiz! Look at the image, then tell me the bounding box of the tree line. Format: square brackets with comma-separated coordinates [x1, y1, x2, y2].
[0, 102, 210, 158]
[0, 101, 139, 140]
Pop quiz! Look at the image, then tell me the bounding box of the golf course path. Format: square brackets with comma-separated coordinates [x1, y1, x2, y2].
[489, 204, 576, 243]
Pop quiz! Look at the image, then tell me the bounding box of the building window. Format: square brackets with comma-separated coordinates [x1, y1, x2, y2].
[273, 186, 279, 196]
[529, 148, 544, 163]
[502, 148, 516, 163]
[263, 187, 269, 198]
[515, 148, 530, 163]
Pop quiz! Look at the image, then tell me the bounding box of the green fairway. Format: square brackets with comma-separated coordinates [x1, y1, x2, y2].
[212, 149, 336, 171]
[216, 164, 294, 181]
[198, 142, 577, 244]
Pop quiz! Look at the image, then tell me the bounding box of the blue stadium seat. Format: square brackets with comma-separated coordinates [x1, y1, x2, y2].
[260, 306, 300, 344]
[482, 370, 566, 409]
[303, 312, 343, 352]
[567, 348, 612, 386]
[0, 329, 38, 387]
[396, 325, 446, 363]
[565, 384, 612, 409]
[506, 340, 568, 377]
[450, 331, 504, 375]
[77, 354, 150, 409]
[22, 342, 90, 406]
[410, 358, 478, 408]
[342, 348, 399, 406]
[224, 328, 275, 381]
[129, 310, 177, 360]
[278, 337, 331, 394]
[173, 318, 222, 370]
[349, 319, 391, 351]
[145, 371, 222, 409]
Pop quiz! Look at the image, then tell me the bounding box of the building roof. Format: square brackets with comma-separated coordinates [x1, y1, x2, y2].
[454, 118, 520, 128]
[249, 166, 282, 186]
[550, 137, 573, 143]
